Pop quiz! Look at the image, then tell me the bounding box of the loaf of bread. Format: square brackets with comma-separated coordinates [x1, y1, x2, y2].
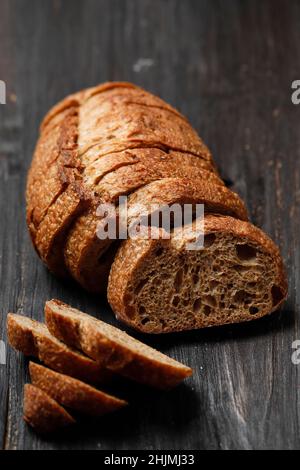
[27, 82, 287, 332]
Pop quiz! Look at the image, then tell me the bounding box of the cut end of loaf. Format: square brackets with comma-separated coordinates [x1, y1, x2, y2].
[108, 215, 288, 333]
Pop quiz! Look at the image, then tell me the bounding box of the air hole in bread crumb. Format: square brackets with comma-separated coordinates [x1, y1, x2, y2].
[236, 244, 257, 261]
[247, 282, 257, 288]
[271, 285, 284, 307]
[249, 306, 259, 315]
[139, 306, 145, 314]
[210, 280, 219, 289]
[192, 274, 199, 285]
[203, 295, 216, 307]
[234, 264, 250, 273]
[204, 233, 216, 248]
[141, 317, 150, 325]
[193, 298, 201, 312]
[174, 269, 184, 292]
[172, 296, 180, 307]
[126, 305, 136, 319]
[203, 305, 211, 316]
[233, 290, 249, 303]
[154, 247, 164, 256]
[134, 278, 148, 294]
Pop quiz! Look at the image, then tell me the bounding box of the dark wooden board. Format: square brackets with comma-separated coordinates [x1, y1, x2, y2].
[0, 0, 299, 450]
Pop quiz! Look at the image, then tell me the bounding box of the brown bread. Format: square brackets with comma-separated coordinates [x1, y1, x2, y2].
[23, 384, 75, 434]
[7, 313, 111, 383]
[29, 362, 127, 416]
[45, 299, 193, 389]
[26, 82, 287, 331]
[26, 82, 232, 293]
[108, 215, 288, 333]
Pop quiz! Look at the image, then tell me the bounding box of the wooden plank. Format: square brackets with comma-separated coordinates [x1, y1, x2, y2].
[0, 0, 299, 449]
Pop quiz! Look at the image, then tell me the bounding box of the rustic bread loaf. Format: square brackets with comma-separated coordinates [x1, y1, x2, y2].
[7, 313, 111, 383]
[108, 215, 288, 333]
[26, 81, 244, 293]
[26, 81, 287, 332]
[29, 362, 127, 416]
[23, 384, 75, 434]
[45, 299, 192, 389]
[65, 177, 247, 293]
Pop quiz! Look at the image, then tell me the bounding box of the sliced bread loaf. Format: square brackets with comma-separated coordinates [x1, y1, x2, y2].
[26, 82, 221, 290]
[23, 384, 75, 434]
[29, 362, 127, 416]
[65, 176, 247, 293]
[44, 299, 192, 389]
[7, 314, 111, 383]
[107, 215, 288, 333]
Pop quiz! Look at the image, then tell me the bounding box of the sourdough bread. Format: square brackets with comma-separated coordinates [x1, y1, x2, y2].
[108, 215, 288, 333]
[23, 384, 75, 434]
[26, 82, 287, 330]
[26, 82, 231, 292]
[65, 176, 247, 293]
[45, 299, 192, 389]
[29, 362, 127, 416]
[7, 314, 111, 383]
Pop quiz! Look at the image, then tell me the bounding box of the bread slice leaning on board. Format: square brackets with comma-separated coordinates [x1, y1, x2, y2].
[26, 81, 288, 332]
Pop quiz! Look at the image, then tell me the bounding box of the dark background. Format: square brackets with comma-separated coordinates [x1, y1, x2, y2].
[0, 0, 299, 450]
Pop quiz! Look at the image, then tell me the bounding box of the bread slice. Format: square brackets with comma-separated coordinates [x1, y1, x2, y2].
[107, 214, 288, 333]
[78, 91, 212, 163]
[45, 299, 192, 389]
[83, 148, 219, 188]
[7, 314, 111, 383]
[89, 149, 221, 198]
[23, 384, 75, 434]
[29, 362, 127, 416]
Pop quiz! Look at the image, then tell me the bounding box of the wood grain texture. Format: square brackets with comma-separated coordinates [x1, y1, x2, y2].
[0, 0, 299, 449]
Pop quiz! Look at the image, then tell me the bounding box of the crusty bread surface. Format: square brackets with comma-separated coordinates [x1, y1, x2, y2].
[23, 384, 75, 434]
[26, 81, 245, 295]
[26, 81, 287, 331]
[45, 299, 192, 389]
[7, 313, 111, 383]
[29, 362, 127, 416]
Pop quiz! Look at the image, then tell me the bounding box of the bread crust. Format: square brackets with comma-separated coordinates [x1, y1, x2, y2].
[29, 362, 127, 416]
[44, 299, 192, 389]
[26, 82, 226, 288]
[26, 82, 287, 331]
[23, 384, 75, 434]
[108, 215, 288, 333]
[7, 313, 111, 383]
